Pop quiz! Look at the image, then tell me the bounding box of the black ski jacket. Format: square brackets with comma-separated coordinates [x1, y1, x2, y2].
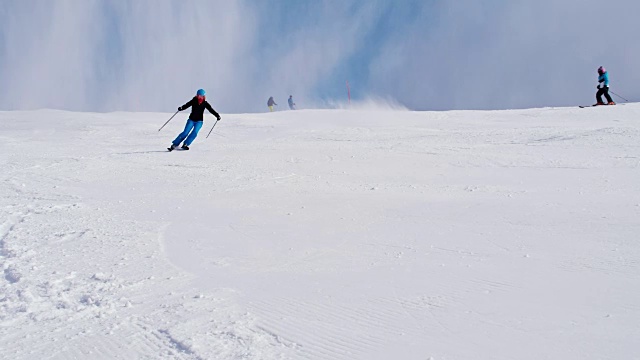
[180, 97, 220, 121]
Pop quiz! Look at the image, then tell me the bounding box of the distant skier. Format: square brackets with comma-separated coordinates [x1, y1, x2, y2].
[168, 89, 220, 151]
[595, 66, 615, 106]
[288, 95, 296, 110]
[267, 96, 277, 112]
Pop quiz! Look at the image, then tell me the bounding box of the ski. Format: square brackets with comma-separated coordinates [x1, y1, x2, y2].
[167, 146, 189, 151]
[579, 104, 618, 108]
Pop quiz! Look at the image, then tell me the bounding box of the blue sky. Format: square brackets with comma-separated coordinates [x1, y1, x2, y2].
[0, 0, 639, 113]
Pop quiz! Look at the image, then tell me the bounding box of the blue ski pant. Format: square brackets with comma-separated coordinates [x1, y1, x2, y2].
[172, 119, 203, 146]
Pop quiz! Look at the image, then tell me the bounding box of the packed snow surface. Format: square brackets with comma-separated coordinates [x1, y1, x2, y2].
[1, 105, 639, 359]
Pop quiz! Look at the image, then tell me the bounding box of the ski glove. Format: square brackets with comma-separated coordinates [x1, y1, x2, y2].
[178, 106, 183, 111]
[216, 116, 221, 121]
[597, 85, 601, 89]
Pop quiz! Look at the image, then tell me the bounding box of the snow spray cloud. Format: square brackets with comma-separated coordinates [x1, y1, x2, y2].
[0, 1, 258, 112]
[0, 1, 380, 113]
[0, 1, 638, 113]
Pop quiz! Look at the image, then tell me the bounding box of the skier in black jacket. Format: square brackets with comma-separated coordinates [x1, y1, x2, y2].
[169, 89, 221, 151]
[267, 96, 277, 112]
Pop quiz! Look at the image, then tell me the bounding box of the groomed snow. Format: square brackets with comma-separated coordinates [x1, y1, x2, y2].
[1, 105, 639, 359]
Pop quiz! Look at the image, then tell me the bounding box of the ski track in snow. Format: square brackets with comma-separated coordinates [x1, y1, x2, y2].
[0, 106, 639, 359]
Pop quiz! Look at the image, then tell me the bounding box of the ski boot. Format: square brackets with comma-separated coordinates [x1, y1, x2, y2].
[593, 101, 605, 106]
[168, 144, 176, 152]
[181, 144, 190, 150]
[607, 101, 616, 105]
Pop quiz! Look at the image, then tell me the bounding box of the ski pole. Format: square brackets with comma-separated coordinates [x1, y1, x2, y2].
[610, 90, 629, 102]
[206, 119, 219, 138]
[158, 110, 179, 132]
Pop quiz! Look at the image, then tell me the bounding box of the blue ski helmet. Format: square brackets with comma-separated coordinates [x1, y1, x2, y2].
[196, 89, 206, 96]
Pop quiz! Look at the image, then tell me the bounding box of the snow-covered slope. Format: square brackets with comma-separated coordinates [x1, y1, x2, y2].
[1, 105, 639, 359]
